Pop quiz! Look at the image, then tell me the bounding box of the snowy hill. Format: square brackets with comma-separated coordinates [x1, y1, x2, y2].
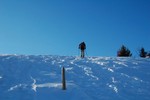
[0, 55, 150, 100]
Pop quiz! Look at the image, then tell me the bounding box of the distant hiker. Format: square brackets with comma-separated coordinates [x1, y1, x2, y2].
[79, 42, 86, 58]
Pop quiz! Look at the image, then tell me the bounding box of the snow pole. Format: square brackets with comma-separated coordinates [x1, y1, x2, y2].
[62, 67, 66, 90]
[78, 49, 80, 57]
[85, 49, 88, 57]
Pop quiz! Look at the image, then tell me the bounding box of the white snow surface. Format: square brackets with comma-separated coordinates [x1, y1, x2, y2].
[0, 55, 150, 100]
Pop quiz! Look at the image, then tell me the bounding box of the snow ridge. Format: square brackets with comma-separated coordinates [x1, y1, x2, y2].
[0, 55, 150, 100]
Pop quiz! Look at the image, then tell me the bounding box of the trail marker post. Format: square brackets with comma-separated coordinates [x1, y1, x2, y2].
[62, 67, 66, 90]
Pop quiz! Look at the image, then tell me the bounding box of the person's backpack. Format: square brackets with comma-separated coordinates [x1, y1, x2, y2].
[79, 42, 86, 50]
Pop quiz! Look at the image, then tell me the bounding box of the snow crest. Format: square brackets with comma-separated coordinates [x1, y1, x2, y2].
[0, 55, 150, 100]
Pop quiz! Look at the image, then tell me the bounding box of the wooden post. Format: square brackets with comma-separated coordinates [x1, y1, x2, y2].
[62, 67, 66, 90]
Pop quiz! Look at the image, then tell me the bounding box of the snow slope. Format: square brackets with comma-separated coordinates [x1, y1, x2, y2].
[0, 55, 150, 100]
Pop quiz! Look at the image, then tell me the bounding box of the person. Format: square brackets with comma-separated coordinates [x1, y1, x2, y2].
[78, 42, 86, 58]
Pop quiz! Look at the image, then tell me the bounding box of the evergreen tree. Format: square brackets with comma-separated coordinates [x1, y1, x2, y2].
[117, 45, 132, 57]
[139, 47, 147, 58]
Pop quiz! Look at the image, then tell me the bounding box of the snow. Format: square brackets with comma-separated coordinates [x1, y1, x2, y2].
[0, 55, 150, 100]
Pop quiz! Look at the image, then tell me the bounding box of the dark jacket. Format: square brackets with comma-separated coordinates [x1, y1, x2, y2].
[79, 42, 86, 50]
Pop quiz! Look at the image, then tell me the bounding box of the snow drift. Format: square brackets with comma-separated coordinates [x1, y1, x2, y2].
[0, 55, 150, 100]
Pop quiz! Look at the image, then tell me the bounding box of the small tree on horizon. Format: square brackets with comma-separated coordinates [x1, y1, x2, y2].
[117, 45, 132, 57]
[139, 47, 147, 58]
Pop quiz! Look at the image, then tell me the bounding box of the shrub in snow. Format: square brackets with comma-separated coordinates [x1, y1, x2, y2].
[117, 45, 132, 57]
[139, 47, 147, 58]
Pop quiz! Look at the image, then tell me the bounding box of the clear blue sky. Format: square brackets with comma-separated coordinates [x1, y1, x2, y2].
[0, 0, 150, 57]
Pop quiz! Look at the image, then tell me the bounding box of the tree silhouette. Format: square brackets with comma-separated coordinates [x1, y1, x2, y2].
[139, 47, 147, 58]
[117, 45, 132, 57]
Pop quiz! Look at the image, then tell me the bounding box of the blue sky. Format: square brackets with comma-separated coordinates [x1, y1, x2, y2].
[0, 0, 150, 56]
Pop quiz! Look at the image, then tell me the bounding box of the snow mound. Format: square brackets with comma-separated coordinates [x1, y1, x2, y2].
[0, 55, 150, 100]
